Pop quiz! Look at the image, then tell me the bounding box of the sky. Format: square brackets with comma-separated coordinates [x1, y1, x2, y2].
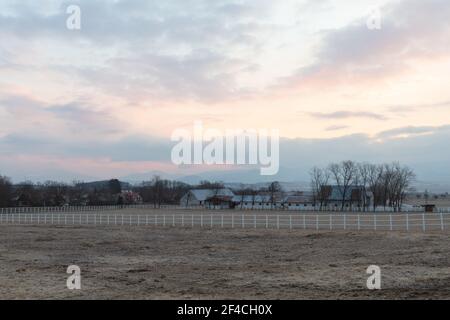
[1, 0, 450, 183]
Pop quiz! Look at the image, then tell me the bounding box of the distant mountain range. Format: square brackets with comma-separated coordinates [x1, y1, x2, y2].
[119, 169, 450, 193]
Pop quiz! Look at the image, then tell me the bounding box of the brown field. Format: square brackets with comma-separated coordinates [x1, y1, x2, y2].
[0, 222, 449, 300]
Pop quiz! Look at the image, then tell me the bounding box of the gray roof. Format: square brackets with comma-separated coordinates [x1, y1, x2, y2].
[189, 188, 235, 201]
[232, 195, 272, 203]
[325, 185, 365, 201]
[283, 195, 314, 203]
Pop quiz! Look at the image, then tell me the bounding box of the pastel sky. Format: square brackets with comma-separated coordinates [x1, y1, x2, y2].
[1, 0, 450, 183]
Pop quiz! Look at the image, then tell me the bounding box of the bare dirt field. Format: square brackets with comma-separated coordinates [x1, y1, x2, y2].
[0, 224, 449, 300]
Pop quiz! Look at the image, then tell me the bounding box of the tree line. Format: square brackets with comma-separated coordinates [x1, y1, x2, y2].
[0, 175, 191, 207]
[310, 161, 415, 211]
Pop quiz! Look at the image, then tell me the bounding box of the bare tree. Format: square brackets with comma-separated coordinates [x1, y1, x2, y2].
[0, 175, 13, 207]
[367, 164, 383, 211]
[268, 181, 282, 209]
[309, 167, 330, 210]
[329, 161, 357, 211]
[357, 163, 372, 211]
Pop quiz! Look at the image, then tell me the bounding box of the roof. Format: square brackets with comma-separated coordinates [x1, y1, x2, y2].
[189, 188, 235, 201]
[231, 195, 273, 203]
[323, 185, 366, 201]
[283, 195, 314, 203]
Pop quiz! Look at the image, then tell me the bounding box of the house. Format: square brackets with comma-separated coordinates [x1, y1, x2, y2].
[180, 188, 235, 209]
[118, 190, 143, 205]
[422, 204, 436, 213]
[320, 185, 372, 209]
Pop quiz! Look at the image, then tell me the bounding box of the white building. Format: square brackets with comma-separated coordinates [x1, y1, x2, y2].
[180, 188, 235, 209]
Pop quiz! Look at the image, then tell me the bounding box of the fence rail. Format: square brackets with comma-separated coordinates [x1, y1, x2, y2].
[1, 204, 450, 214]
[0, 212, 448, 232]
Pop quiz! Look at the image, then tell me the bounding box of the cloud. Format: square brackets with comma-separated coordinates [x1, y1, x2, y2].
[2, 122, 450, 184]
[376, 124, 450, 140]
[325, 125, 349, 131]
[309, 111, 388, 120]
[0, 0, 279, 102]
[280, 0, 450, 89]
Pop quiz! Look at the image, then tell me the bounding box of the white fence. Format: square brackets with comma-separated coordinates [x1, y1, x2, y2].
[0, 212, 448, 232]
[1, 204, 450, 214]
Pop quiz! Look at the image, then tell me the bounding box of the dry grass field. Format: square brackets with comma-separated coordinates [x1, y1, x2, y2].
[0, 222, 449, 299]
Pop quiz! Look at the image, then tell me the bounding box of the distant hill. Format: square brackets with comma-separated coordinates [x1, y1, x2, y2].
[76, 180, 132, 191]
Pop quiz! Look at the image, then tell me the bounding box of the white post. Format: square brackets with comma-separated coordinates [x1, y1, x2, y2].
[422, 213, 426, 232]
[254, 215, 257, 229]
[277, 215, 279, 229]
[440, 212, 444, 231]
[389, 214, 393, 231]
[374, 215, 377, 231]
[232, 214, 234, 228]
[303, 214, 306, 230]
[266, 215, 268, 229]
[221, 215, 224, 228]
[316, 215, 319, 230]
[182, 214, 184, 227]
[329, 215, 332, 230]
[357, 214, 360, 230]
[211, 215, 213, 228]
[289, 215, 292, 230]
[201, 214, 203, 228]
[406, 214, 409, 232]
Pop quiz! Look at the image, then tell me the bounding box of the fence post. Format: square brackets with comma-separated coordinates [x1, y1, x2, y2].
[374, 215, 377, 231]
[211, 215, 213, 228]
[422, 213, 426, 232]
[389, 214, 393, 231]
[406, 214, 409, 232]
[316, 215, 319, 230]
[440, 212, 444, 231]
[303, 214, 306, 230]
[266, 215, 268, 229]
[221, 215, 224, 228]
[254, 215, 257, 229]
[277, 215, 279, 229]
[232, 214, 234, 228]
[201, 214, 203, 228]
[329, 215, 332, 230]
[357, 214, 360, 230]
[289, 215, 292, 230]
[182, 214, 184, 227]
[344, 214, 346, 230]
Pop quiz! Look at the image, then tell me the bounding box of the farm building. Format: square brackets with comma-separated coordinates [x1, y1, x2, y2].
[282, 194, 315, 210]
[180, 188, 235, 209]
[320, 185, 372, 209]
[232, 194, 282, 210]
